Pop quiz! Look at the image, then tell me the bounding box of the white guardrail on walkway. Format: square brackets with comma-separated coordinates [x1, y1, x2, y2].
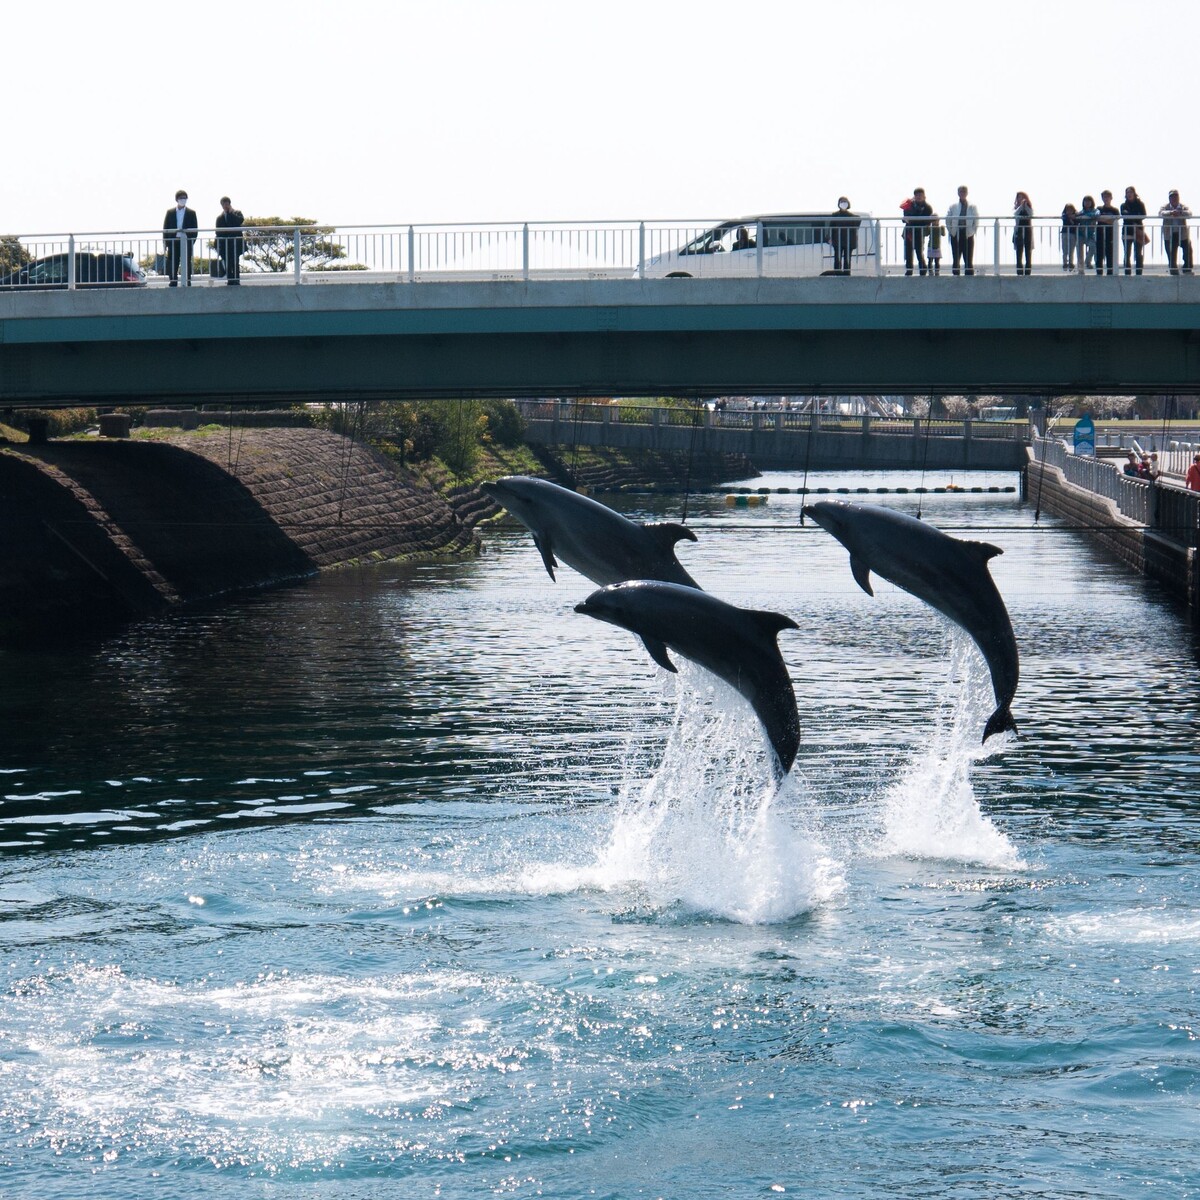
[515, 399, 1028, 440]
[2, 216, 1199, 287]
[1031, 435, 1200, 546]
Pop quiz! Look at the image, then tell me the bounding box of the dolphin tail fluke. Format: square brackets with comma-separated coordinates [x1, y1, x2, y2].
[982, 706, 1018, 743]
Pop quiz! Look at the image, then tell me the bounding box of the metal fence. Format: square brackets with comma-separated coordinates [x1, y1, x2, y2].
[1031, 435, 1200, 546]
[516, 399, 1029, 441]
[2, 215, 1198, 288]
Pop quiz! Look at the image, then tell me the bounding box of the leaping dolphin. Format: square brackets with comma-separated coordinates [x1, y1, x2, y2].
[803, 500, 1018, 743]
[574, 580, 800, 775]
[481, 475, 700, 588]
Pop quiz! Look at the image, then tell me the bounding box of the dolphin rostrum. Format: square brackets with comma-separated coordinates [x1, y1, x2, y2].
[803, 500, 1019, 742]
[574, 580, 800, 774]
[481, 475, 700, 588]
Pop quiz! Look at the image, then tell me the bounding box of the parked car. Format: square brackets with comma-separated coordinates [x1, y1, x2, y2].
[638, 214, 877, 278]
[0, 252, 147, 289]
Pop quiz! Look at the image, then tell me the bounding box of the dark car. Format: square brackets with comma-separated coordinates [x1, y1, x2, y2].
[0, 252, 147, 290]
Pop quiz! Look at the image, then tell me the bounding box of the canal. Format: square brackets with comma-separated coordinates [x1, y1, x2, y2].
[1, 469, 1198, 1198]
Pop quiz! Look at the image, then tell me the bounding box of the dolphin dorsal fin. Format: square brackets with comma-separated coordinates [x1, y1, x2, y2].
[752, 609, 800, 638]
[644, 522, 698, 548]
[641, 637, 677, 673]
[532, 532, 558, 581]
[965, 540, 1004, 562]
[850, 555, 875, 596]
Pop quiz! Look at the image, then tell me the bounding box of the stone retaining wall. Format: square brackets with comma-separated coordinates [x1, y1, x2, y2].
[1025, 458, 1199, 609]
[0, 428, 479, 640]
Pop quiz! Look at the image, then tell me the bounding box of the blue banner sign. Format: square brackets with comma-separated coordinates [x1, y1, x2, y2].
[1074, 414, 1095, 457]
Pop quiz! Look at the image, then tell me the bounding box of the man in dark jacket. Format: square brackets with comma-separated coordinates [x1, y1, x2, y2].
[162, 189, 198, 286]
[215, 196, 245, 285]
[828, 197, 859, 275]
[902, 188, 933, 276]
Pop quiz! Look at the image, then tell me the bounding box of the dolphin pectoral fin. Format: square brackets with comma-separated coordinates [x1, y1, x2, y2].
[850, 556, 875, 596]
[532, 533, 558, 581]
[645, 522, 698, 546]
[982, 706, 1018, 743]
[641, 637, 678, 673]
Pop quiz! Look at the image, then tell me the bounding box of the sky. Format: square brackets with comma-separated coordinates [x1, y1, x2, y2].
[5, 0, 1195, 236]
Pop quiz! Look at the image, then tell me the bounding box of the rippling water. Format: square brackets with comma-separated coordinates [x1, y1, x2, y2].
[2, 471, 1199, 1198]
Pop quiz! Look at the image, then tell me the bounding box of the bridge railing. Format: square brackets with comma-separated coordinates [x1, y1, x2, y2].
[518, 400, 1029, 440]
[3, 216, 1197, 287]
[1032, 435, 1200, 545]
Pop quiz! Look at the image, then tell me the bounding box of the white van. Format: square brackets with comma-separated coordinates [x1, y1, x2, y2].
[638, 214, 877, 278]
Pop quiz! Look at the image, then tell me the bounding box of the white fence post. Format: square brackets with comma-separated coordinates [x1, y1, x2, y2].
[993, 219, 1000, 276]
[407, 225, 416, 282]
[756, 221, 764, 277]
[522, 224, 530, 282]
[875, 220, 882, 276]
[293, 229, 302, 283]
[67, 235, 76, 290]
[637, 222, 645, 280]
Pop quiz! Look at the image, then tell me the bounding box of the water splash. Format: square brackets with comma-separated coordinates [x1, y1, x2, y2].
[872, 633, 1024, 870]
[595, 666, 844, 924]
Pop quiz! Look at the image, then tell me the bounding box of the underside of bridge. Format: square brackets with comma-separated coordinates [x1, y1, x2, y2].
[2, 278, 1198, 406]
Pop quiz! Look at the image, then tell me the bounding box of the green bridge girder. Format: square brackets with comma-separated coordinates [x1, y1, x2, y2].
[1, 276, 1198, 407]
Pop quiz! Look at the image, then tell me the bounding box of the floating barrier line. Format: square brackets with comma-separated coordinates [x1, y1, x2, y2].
[604, 485, 1019, 496]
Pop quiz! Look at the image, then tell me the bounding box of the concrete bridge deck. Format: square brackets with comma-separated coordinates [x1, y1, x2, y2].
[2, 275, 1199, 406]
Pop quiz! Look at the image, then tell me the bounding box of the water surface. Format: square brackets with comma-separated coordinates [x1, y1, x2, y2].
[2, 471, 1198, 1198]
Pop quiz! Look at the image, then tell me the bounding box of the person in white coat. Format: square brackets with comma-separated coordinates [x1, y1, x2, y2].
[945, 185, 979, 276]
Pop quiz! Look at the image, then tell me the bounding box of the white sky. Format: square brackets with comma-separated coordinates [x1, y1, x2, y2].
[5, 0, 1193, 234]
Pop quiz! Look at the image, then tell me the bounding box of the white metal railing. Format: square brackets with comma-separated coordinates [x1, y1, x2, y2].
[515, 399, 1030, 441]
[2, 216, 1199, 289]
[1031, 435, 1200, 544]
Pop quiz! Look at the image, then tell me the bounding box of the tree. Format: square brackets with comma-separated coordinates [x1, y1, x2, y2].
[241, 217, 351, 273]
[1, 235, 30, 276]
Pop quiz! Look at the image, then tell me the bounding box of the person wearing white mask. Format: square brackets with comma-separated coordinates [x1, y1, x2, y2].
[945, 185, 979, 276]
[828, 197, 860, 276]
[161, 189, 198, 286]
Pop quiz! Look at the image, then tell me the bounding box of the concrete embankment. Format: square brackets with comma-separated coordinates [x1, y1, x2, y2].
[1025, 456, 1199, 610]
[0, 428, 481, 640]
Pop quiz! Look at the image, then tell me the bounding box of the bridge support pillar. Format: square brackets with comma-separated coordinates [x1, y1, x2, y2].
[99, 412, 132, 438]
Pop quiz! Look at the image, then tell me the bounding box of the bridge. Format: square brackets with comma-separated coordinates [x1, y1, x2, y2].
[3, 275, 1200, 408]
[3, 214, 1200, 407]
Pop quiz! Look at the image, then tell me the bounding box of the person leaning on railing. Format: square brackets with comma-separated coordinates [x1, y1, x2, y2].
[1159, 189, 1194, 275]
[900, 188, 934, 276]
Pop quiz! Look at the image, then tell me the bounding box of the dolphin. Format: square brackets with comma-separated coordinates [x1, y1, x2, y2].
[480, 475, 700, 588]
[803, 500, 1018, 743]
[574, 580, 800, 775]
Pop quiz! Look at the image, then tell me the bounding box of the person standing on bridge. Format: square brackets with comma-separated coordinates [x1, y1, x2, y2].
[1159, 190, 1194, 275]
[945, 185, 979, 276]
[1096, 191, 1119, 276]
[1120, 186, 1147, 275]
[1013, 192, 1034, 275]
[162, 189, 198, 287]
[828, 197, 859, 275]
[901, 188, 933, 276]
[1186, 453, 1200, 491]
[1076, 196, 1099, 271]
[215, 197, 245, 286]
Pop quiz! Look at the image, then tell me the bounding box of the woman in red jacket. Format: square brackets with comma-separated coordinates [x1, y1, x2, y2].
[1186, 454, 1200, 491]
